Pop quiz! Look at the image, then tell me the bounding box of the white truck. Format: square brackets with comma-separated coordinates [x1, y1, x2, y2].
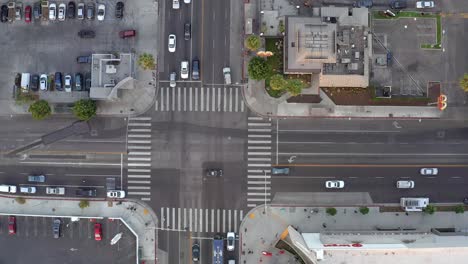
[20, 73, 30, 93]
[400, 197, 429, 212]
[223, 67, 231, 85]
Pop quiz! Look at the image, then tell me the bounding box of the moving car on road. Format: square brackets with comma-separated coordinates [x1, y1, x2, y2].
[168, 34, 176, 52]
[206, 168, 223, 177]
[226, 232, 235, 251]
[325, 180, 345, 189]
[192, 243, 200, 261]
[107, 190, 126, 198]
[8, 216, 16, 235]
[271, 167, 289, 175]
[184, 23, 191, 40]
[94, 223, 102, 241]
[192, 59, 200, 80]
[78, 29, 95, 38]
[223, 67, 231, 85]
[390, 0, 407, 9]
[416, 1, 434, 8]
[28, 174, 46, 182]
[169, 72, 176, 87]
[180, 60, 189, 79]
[420, 168, 438, 175]
[397, 180, 414, 189]
[75, 188, 97, 197]
[53, 218, 61, 238]
[172, 0, 180, 9]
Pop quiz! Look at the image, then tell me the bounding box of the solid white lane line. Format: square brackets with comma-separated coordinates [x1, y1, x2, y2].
[128, 175, 151, 178]
[65, 174, 118, 177]
[278, 152, 468, 156]
[278, 129, 401, 133]
[128, 169, 151, 173]
[20, 161, 120, 166]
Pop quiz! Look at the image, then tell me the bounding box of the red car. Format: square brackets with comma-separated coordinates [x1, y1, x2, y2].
[94, 223, 102, 241]
[24, 5, 31, 23]
[119, 30, 136, 39]
[8, 216, 16, 235]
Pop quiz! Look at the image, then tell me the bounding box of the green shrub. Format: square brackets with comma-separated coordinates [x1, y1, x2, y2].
[79, 200, 90, 209]
[455, 205, 465, 214]
[359, 207, 370, 215]
[326, 208, 337, 216]
[423, 204, 436, 214]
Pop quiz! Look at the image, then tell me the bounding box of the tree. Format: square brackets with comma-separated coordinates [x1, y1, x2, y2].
[359, 207, 369, 215]
[455, 205, 465, 214]
[423, 204, 436, 214]
[326, 208, 337, 216]
[460, 73, 468, 92]
[270, 74, 287, 91]
[138, 53, 156, 70]
[15, 197, 26, 204]
[245, 35, 261, 51]
[79, 200, 90, 209]
[28, 100, 51, 120]
[73, 99, 97, 121]
[248, 57, 270, 80]
[286, 79, 304, 96]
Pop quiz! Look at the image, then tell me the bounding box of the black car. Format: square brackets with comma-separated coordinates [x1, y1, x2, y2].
[1, 5, 8, 23]
[33, 2, 41, 19]
[206, 168, 223, 177]
[78, 29, 95, 38]
[390, 0, 407, 9]
[75, 73, 82, 91]
[54, 72, 63, 91]
[86, 3, 94, 19]
[184, 23, 191, 40]
[192, 59, 199, 80]
[75, 188, 97, 197]
[192, 243, 200, 262]
[115, 1, 124, 19]
[30, 74, 39, 91]
[67, 1, 75, 19]
[84, 72, 91, 91]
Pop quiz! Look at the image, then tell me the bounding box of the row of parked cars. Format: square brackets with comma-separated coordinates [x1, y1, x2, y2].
[19, 72, 90, 92]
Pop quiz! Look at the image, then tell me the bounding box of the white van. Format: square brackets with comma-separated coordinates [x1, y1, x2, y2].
[400, 197, 429, 212]
[20, 73, 31, 93]
[0, 185, 17, 193]
[397, 180, 414, 189]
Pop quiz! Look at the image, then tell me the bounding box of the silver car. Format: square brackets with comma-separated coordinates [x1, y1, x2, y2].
[420, 168, 438, 175]
[58, 3, 66, 21]
[169, 72, 176, 88]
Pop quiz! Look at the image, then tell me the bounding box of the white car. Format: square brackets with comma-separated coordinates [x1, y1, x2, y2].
[46, 187, 65, 195]
[168, 34, 176, 52]
[180, 61, 189, 79]
[172, 0, 180, 9]
[420, 168, 438, 175]
[226, 232, 235, 251]
[97, 4, 105, 21]
[0, 185, 17, 193]
[40, 74, 48, 91]
[107, 190, 126, 198]
[20, 186, 37, 194]
[184, 0, 191, 3]
[325, 180, 345, 189]
[49, 3, 56, 20]
[64, 75, 72, 92]
[416, 1, 434, 8]
[58, 3, 66, 21]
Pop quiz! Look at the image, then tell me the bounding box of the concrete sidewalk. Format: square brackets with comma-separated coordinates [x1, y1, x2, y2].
[240, 205, 468, 263]
[0, 195, 158, 264]
[243, 80, 442, 119]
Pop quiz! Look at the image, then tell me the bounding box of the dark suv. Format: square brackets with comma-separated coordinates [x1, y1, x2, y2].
[184, 23, 191, 40]
[76, 55, 91, 63]
[67, 1, 75, 18]
[54, 72, 63, 91]
[1, 5, 7, 23]
[390, 0, 407, 9]
[86, 3, 94, 19]
[115, 1, 124, 19]
[192, 59, 199, 80]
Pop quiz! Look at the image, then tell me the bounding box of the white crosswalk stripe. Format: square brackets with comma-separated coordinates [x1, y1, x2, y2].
[159, 207, 243, 233]
[246, 116, 272, 208]
[155, 86, 245, 112]
[126, 117, 152, 201]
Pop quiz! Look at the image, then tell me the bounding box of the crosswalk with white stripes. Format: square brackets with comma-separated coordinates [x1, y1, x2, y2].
[155, 86, 245, 112]
[126, 117, 152, 201]
[247, 116, 272, 208]
[159, 207, 243, 234]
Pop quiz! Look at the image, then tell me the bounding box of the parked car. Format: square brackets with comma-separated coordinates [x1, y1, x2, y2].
[119, 29, 136, 39]
[86, 3, 94, 19]
[58, 3, 65, 21]
[271, 167, 289, 175]
[33, 2, 41, 20]
[78, 29, 95, 38]
[28, 174, 46, 182]
[206, 168, 223, 177]
[67, 1, 75, 18]
[416, 1, 434, 8]
[180, 60, 189, 79]
[39, 74, 48, 91]
[226, 232, 235, 251]
[97, 4, 105, 21]
[75, 188, 97, 197]
[192, 243, 200, 262]
[74, 73, 82, 91]
[184, 0, 191, 3]
[172, 0, 180, 9]
[46, 187, 65, 195]
[84, 72, 91, 91]
[15, 4, 21, 20]
[8, 216, 16, 235]
[20, 186, 37, 194]
[1, 5, 7, 23]
[115, 1, 124, 19]
[420, 168, 438, 175]
[107, 190, 126, 198]
[49, 3, 56, 20]
[354, 0, 372, 8]
[94, 223, 102, 241]
[24, 5, 31, 23]
[184, 23, 191, 40]
[325, 180, 345, 189]
[53, 218, 61, 238]
[169, 72, 176, 88]
[192, 59, 200, 80]
[54, 72, 62, 91]
[168, 34, 176, 52]
[64, 74, 72, 92]
[77, 2, 84, 19]
[390, 0, 407, 9]
[76, 55, 91, 63]
[30, 74, 39, 91]
[0, 185, 17, 193]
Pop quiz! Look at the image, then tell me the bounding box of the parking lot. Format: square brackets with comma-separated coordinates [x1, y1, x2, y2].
[371, 16, 445, 97]
[0, 0, 158, 102]
[0, 215, 136, 263]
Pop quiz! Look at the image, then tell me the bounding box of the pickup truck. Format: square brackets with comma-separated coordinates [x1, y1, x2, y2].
[75, 188, 97, 197]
